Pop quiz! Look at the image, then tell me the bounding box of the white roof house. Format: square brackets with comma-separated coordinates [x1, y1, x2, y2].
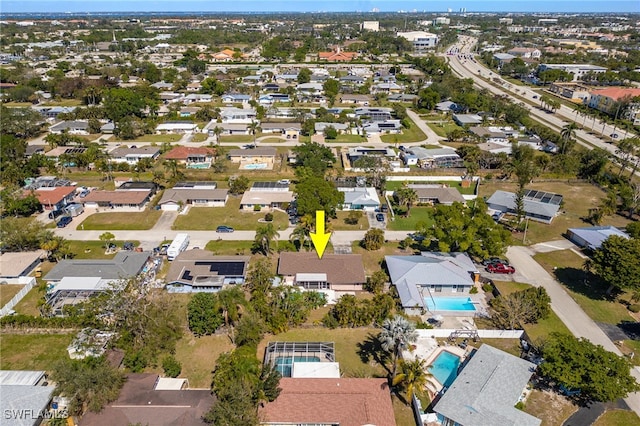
[338, 187, 380, 211]
[433, 345, 541, 426]
[155, 122, 198, 133]
[487, 190, 562, 224]
[567, 226, 629, 250]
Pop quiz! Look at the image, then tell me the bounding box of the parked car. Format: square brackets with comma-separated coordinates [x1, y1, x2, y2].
[610, 133, 619, 139]
[49, 209, 65, 220]
[123, 242, 135, 250]
[486, 263, 515, 274]
[56, 216, 72, 228]
[380, 204, 389, 213]
[278, 179, 290, 185]
[481, 257, 509, 266]
[216, 225, 234, 233]
[376, 213, 385, 222]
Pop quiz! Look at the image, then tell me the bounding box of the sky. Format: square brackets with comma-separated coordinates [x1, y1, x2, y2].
[1, 0, 639, 14]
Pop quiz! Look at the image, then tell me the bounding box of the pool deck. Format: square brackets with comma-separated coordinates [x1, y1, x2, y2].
[424, 294, 489, 318]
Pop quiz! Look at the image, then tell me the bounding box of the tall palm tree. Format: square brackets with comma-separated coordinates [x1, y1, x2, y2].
[289, 224, 311, 251]
[213, 126, 223, 145]
[396, 186, 418, 217]
[392, 358, 431, 400]
[248, 120, 260, 147]
[560, 122, 578, 154]
[379, 316, 418, 381]
[254, 223, 280, 255]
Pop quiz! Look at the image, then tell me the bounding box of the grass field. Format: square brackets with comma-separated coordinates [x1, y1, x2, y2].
[174, 334, 235, 388]
[190, 133, 208, 143]
[426, 122, 465, 138]
[219, 135, 256, 143]
[78, 210, 162, 230]
[67, 240, 140, 259]
[524, 389, 577, 426]
[593, 410, 640, 426]
[1, 334, 75, 370]
[173, 198, 289, 231]
[381, 119, 427, 144]
[128, 134, 182, 143]
[534, 250, 635, 325]
[387, 207, 434, 231]
[479, 181, 631, 245]
[350, 241, 413, 275]
[330, 211, 369, 230]
[257, 328, 388, 379]
[0, 285, 24, 307]
[327, 134, 367, 143]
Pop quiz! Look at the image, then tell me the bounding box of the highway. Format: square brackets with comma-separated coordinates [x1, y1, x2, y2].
[444, 36, 637, 162]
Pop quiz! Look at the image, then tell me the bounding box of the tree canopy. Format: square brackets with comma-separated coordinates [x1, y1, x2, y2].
[291, 142, 336, 176]
[539, 333, 640, 402]
[295, 176, 344, 217]
[590, 235, 640, 293]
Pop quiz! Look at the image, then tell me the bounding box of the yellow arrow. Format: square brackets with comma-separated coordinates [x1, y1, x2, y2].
[310, 210, 331, 259]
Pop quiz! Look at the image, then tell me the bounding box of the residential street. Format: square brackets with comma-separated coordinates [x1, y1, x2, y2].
[507, 244, 640, 416]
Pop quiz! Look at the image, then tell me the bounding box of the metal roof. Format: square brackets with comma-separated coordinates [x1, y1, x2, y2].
[0, 371, 46, 386]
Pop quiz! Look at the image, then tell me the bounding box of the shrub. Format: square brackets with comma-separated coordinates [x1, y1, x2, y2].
[162, 355, 182, 378]
[264, 212, 274, 222]
[515, 401, 525, 410]
[124, 350, 148, 372]
[629, 304, 640, 313]
[253, 204, 262, 212]
[482, 283, 494, 293]
[470, 286, 479, 294]
[416, 321, 434, 329]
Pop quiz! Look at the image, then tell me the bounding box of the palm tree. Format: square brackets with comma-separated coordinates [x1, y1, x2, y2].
[392, 358, 431, 401]
[213, 126, 223, 145]
[379, 315, 418, 381]
[289, 224, 311, 251]
[395, 186, 418, 217]
[254, 223, 280, 255]
[248, 120, 260, 147]
[560, 123, 578, 154]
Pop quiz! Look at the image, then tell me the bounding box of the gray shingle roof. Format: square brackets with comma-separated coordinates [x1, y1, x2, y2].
[44, 251, 150, 281]
[1, 385, 55, 426]
[486, 190, 560, 221]
[434, 345, 541, 426]
[568, 226, 629, 249]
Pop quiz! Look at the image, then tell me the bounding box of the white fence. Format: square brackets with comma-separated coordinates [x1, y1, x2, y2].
[386, 175, 480, 183]
[0, 277, 37, 317]
[417, 329, 524, 339]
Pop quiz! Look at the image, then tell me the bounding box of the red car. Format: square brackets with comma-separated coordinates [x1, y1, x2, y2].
[487, 263, 515, 274]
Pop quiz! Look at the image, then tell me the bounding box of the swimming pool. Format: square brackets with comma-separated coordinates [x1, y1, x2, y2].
[243, 163, 268, 170]
[428, 350, 461, 387]
[425, 297, 476, 312]
[274, 355, 321, 377]
[187, 163, 211, 169]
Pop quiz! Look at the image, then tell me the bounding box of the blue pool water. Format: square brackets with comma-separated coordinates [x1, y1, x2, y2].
[243, 163, 268, 170]
[428, 351, 461, 387]
[274, 356, 321, 377]
[425, 297, 476, 312]
[187, 163, 211, 169]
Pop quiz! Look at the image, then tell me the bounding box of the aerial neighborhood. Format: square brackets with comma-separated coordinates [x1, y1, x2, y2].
[2, 7, 640, 426]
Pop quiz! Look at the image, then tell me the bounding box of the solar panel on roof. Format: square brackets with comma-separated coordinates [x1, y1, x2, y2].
[194, 261, 246, 276]
[524, 189, 563, 205]
[181, 270, 193, 281]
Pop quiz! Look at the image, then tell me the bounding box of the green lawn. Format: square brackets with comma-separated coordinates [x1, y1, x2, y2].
[67, 240, 140, 259]
[257, 328, 388, 378]
[387, 207, 434, 231]
[381, 118, 427, 143]
[205, 240, 255, 256]
[330, 211, 369, 230]
[219, 135, 255, 143]
[190, 133, 208, 143]
[174, 334, 235, 388]
[327, 134, 367, 143]
[350, 241, 414, 275]
[593, 410, 640, 426]
[173, 198, 289, 231]
[479, 181, 631, 245]
[1, 334, 75, 370]
[426, 122, 465, 138]
[491, 280, 572, 342]
[621, 340, 640, 366]
[78, 210, 162, 230]
[128, 134, 182, 143]
[534, 250, 635, 325]
[385, 180, 477, 195]
[0, 285, 24, 306]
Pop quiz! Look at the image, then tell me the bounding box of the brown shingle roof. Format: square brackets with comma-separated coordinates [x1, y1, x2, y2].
[31, 186, 76, 205]
[259, 378, 396, 426]
[277, 252, 365, 285]
[82, 190, 151, 205]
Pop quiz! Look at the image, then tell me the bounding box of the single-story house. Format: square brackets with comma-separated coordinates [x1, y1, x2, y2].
[385, 252, 479, 315]
[453, 114, 483, 126]
[81, 189, 153, 210]
[109, 146, 161, 165]
[155, 122, 198, 134]
[278, 252, 366, 292]
[258, 94, 291, 105]
[433, 345, 541, 426]
[388, 93, 419, 102]
[100, 122, 115, 134]
[179, 107, 200, 118]
[339, 75, 366, 86]
[44, 251, 151, 283]
[477, 141, 513, 154]
[250, 181, 290, 192]
[371, 82, 404, 94]
[338, 187, 381, 211]
[315, 122, 349, 134]
[347, 146, 396, 163]
[362, 120, 402, 134]
[80, 373, 214, 426]
[567, 226, 629, 250]
[220, 107, 257, 123]
[408, 147, 464, 169]
[164, 147, 215, 167]
[436, 101, 459, 112]
[49, 120, 89, 134]
[211, 123, 250, 135]
[164, 250, 250, 292]
[227, 147, 277, 165]
[1, 370, 56, 426]
[183, 93, 212, 104]
[486, 189, 563, 224]
[33, 106, 75, 119]
[240, 191, 294, 211]
[493, 52, 517, 65]
[44, 146, 87, 165]
[158, 186, 228, 210]
[32, 186, 76, 211]
[406, 185, 466, 205]
[259, 378, 396, 426]
[0, 250, 45, 279]
[221, 93, 252, 104]
[354, 107, 393, 122]
[339, 94, 371, 105]
[260, 122, 301, 139]
[25, 144, 46, 157]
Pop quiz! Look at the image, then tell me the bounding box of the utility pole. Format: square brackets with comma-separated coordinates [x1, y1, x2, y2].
[522, 216, 529, 244]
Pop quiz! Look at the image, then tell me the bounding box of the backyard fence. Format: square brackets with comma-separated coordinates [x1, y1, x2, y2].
[417, 329, 524, 339]
[0, 277, 37, 317]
